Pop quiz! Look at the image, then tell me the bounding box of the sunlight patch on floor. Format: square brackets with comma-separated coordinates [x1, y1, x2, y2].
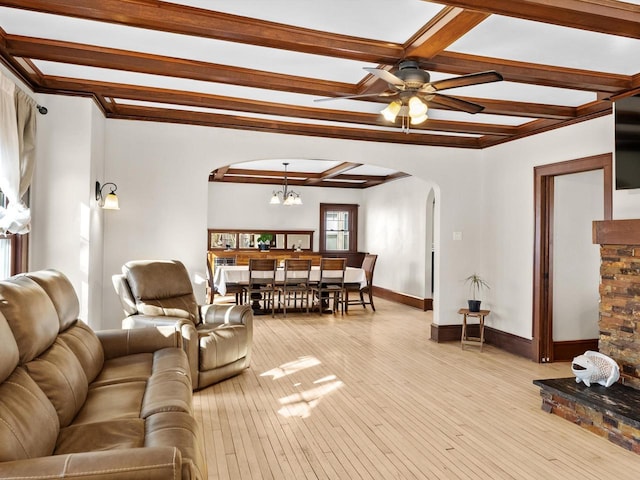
[260, 355, 321, 379]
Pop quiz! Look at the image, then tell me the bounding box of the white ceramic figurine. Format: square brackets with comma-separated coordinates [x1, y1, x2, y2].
[571, 351, 620, 387]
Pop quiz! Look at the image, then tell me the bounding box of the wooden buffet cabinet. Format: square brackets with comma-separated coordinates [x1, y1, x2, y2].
[207, 229, 366, 268]
[208, 229, 322, 266]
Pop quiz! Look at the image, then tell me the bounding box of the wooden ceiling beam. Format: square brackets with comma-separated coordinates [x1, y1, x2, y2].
[404, 7, 490, 59]
[109, 104, 483, 148]
[213, 166, 230, 182]
[306, 163, 361, 185]
[1, 0, 403, 63]
[425, 0, 640, 39]
[39, 77, 521, 134]
[5, 35, 357, 97]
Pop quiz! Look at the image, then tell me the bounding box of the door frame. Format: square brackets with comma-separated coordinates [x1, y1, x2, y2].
[532, 154, 612, 363]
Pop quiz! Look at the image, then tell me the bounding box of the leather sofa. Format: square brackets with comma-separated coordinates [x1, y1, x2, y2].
[112, 259, 253, 390]
[0, 269, 207, 479]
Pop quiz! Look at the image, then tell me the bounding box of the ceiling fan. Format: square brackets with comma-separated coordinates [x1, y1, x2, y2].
[317, 60, 503, 129]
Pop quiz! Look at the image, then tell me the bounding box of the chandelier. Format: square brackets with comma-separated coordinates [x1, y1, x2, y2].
[269, 162, 302, 206]
[380, 94, 429, 134]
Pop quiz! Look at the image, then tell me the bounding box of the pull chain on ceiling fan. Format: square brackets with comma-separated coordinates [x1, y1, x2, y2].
[316, 60, 503, 133]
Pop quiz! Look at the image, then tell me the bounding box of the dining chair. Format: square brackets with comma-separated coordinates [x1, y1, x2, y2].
[312, 258, 346, 314]
[344, 253, 378, 312]
[277, 259, 312, 316]
[245, 258, 278, 316]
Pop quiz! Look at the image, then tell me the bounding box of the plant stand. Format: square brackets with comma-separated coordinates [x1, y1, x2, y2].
[459, 308, 490, 352]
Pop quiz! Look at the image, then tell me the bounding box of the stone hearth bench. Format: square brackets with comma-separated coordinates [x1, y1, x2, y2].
[534, 377, 640, 454]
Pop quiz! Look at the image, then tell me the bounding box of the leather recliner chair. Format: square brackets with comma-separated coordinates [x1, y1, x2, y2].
[112, 259, 253, 390]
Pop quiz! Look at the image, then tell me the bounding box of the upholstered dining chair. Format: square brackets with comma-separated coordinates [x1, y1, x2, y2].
[344, 253, 378, 312]
[112, 259, 253, 390]
[277, 258, 312, 316]
[312, 258, 346, 314]
[244, 258, 278, 317]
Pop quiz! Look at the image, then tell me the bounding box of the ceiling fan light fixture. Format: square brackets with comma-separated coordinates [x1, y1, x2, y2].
[381, 100, 402, 122]
[270, 192, 281, 204]
[410, 113, 428, 125]
[408, 96, 428, 117]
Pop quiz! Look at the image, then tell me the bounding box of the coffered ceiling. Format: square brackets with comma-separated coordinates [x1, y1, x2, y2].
[1, 1, 639, 155]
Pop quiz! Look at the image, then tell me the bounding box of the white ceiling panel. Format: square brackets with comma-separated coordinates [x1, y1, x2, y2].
[449, 14, 640, 75]
[161, 0, 446, 43]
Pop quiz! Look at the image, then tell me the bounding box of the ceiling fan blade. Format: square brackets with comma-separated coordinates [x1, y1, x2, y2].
[314, 91, 397, 102]
[429, 93, 485, 114]
[429, 71, 503, 91]
[363, 67, 406, 88]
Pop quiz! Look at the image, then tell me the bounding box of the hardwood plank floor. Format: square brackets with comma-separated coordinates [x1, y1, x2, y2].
[194, 298, 640, 479]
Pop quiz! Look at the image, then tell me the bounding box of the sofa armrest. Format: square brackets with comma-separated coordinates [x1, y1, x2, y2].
[97, 326, 181, 360]
[200, 303, 253, 327]
[0, 447, 182, 480]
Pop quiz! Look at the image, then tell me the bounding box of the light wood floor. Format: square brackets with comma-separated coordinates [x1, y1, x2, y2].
[194, 297, 640, 479]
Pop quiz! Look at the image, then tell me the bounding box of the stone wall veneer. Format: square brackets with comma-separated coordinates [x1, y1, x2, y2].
[593, 219, 640, 390]
[598, 245, 640, 388]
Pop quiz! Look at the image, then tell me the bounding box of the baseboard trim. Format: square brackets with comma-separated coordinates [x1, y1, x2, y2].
[430, 323, 532, 359]
[553, 339, 598, 362]
[372, 286, 432, 311]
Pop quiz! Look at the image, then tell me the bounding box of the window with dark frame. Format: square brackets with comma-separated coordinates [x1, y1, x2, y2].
[0, 190, 29, 279]
[319, 203, 358, 253]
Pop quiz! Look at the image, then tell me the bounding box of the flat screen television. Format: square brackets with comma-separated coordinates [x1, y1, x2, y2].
[614, 94, 640, 190]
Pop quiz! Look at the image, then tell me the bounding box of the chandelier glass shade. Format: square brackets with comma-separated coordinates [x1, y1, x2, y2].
[270, 162, 302, 206]
[381, 96, 429, 126]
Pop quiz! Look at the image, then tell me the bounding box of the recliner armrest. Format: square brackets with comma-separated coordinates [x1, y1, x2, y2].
[97, 326, 181, 360]
[0, 447, 182, 480]
[122, 314, 192, 330]
[200, 303, 253, 327]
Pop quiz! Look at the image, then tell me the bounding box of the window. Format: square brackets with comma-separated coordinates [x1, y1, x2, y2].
[320, 203, 358, 252]
[0, 191, 29, 279]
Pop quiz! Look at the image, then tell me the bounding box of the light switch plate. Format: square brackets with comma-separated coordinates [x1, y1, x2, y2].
[453, 231, 463, 241]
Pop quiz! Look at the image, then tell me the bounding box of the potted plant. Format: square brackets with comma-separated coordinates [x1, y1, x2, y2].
[465, 273, 489, 312]
[257, 233, 273, 251]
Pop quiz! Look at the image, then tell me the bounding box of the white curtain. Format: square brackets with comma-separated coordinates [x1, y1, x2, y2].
[0, 72, 37, 235]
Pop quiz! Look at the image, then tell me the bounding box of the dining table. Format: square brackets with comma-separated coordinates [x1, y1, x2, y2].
[213, 265, 367, 296]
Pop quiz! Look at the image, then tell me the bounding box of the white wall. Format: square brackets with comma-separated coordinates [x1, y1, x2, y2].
[208, 181, 364, 252]
[481, 115, 615, 339]
[362, 176, 433, 298]
[31, 93, 107, 328]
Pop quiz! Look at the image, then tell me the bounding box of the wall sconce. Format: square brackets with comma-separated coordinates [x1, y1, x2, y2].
[95, 181, 120, 210]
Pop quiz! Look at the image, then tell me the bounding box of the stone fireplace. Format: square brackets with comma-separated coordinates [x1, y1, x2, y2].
[534, 219, 640, 453]
[593, 219, 640, 388]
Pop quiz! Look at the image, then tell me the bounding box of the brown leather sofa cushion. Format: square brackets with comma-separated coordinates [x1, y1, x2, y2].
[59, 321, 105, 384]
[0, 368, 59, 462]
[25, 270, 80, 332]
[0, 275, 59, 364]
[55, 418, 145, 455]
[0, 312, 19, 383]
[72, 381, 147, 425]
[24, 339, 88, 427]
